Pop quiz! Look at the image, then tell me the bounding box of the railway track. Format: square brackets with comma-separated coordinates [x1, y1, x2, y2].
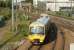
[54, 29, 65, 50]
[28, 40, 56, 50]
[15, 15, 71, 50]
[27, 32, 64, 50]
[50, 15, 74, 32]
[16, 23, 65, 50]
[28, 44, 41, 50]
[26, 23, 65, 50]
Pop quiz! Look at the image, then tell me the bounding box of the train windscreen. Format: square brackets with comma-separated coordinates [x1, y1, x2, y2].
[31, 27, 44, 34]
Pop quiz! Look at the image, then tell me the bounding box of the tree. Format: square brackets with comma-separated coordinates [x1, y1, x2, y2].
[25, 0, 33, 4]
[0, 1, 6, 7]
[0, 0, 12, 8]
[7, 0, 12, 8]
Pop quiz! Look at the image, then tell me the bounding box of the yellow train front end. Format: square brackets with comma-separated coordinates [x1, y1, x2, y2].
[28, 34, 45, 44]
[27, 21, 46, 45]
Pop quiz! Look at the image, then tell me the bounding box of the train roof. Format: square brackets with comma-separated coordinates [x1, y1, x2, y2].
[37, 16, 50, 25]
[30, 21, 44, 27]
[30, 14, 50, 27]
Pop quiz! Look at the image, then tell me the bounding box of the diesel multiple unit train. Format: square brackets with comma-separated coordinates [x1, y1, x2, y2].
[28, 14, 51, 45]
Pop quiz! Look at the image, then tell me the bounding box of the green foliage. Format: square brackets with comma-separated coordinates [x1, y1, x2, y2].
[0, 8, 11, 20]
[17, 22, 29, 36]
[0, 32, 14, 47]
[55, 11, 72, 17]
[19, 15, 29, 21]
[0, 1, 6, 7]
[7, 0, 12, 8]
[25, 0, 33, 4]
[48, 11, 74, 20]
[0, 0, 12, 8]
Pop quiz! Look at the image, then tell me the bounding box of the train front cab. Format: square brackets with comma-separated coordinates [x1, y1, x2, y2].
[28, 25, 46, 45]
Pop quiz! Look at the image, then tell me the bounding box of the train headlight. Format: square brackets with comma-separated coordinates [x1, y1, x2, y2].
[40, 35, 45, 42]
[40, 40, 43, 42]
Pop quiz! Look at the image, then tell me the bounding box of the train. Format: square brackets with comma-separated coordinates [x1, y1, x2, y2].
[28, 14, 51, 45]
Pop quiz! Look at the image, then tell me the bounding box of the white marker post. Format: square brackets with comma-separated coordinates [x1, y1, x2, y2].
[12, 0, 14, 32]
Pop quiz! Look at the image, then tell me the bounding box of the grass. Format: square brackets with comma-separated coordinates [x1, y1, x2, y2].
[62, 16, 74, 20]
[0, 8, 11, 20]
[9, 21, 29, 42]
[0, 31, 14, 48]
[0, 8, 30, 48]
[1, 11, 30, 44]
[0, 21, 28, 48]
[48, 11, 74, 20]
[0, 20, 29, 48]
[9, 33, 25, 42]
[0, 32, 13, 45]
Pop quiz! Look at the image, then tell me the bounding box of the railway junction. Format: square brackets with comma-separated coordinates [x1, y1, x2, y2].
[15, 15, 74, 50]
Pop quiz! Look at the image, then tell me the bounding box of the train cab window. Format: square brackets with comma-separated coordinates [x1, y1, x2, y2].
[30, 27, 44, 35]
